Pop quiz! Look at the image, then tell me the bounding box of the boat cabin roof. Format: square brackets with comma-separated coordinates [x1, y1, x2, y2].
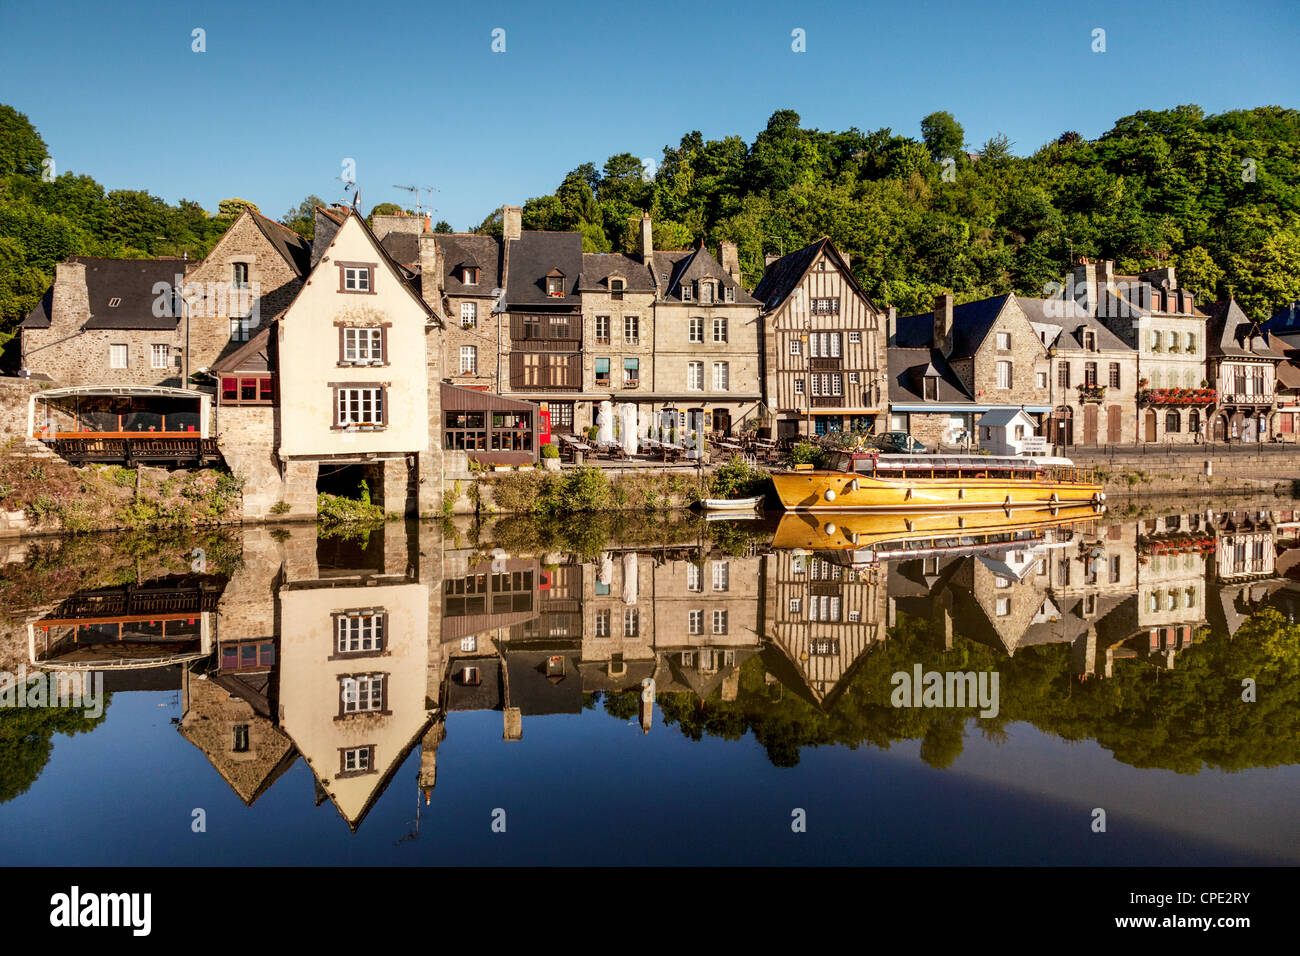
[830, 452, 1074, 473]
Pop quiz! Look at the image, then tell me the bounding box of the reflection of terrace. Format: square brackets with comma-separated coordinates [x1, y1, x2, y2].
[29, 576, 223, 670]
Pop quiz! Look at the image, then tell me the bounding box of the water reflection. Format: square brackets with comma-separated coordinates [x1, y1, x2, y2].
[4, 498, 1300, 833]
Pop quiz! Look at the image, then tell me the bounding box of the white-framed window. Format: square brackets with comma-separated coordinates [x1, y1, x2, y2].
[713, 317, 728, 343]
[712, 362, 730, 391]
[461, 302, 477, 327]
[460, 635, 477, 653]
[624, 608, 639, 637]
[610, 278, 624, 300]
[232, 262, 250, 289]
[151, 344, 170, 369]
[595, 315, 610, 343]
[789, 598, 802, 614]
[341, 674, 384, 713]
[624, 315, 640, 345]
[712, 610, 728, 634]
[848, 371, 859, 384]
[595, 610, 610, 638]
[1036, 371, 1048, 388]
[724, 286, 735, 303]
[687, 362, 704, 390]
[687, 563, 702, 592]
[343, 265, 371, 292]
[996, 361, 1013, 389]
[110, 344, 129, 369]
[996, 331, 1011, 350]
[681, 283, 693, 302]
[230, 316, 253, 342]
[848, 331, 861, 344]
[343, 327, 383, 362]
[995, 597, 1011, 616]
[794, 379, 805, 395]
[688, 610, 703, 635]
[712, 561, 729, 591]
[460, 346, 478, 374]
[342, 747, 371, 773]
[336, 387, 385, 426]
[789, 339, 802, 356]
[336, 613, 384, 653]
[808, 332, 841, 358]
[689, 317, 704, 343]
[848, 610, 861, 622]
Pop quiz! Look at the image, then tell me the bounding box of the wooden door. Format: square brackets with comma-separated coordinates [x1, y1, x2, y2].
[1144, 410, 1157, 442]
[1107, 405, 1122, 443]
[1083, 404, 1098, 443]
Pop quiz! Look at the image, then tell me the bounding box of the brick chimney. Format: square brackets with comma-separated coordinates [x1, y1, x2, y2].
[372, 212, 423, 237]
[52, 260, 89, 326]
[933, 293, 954, 355]
[719, 241, 741, 283]
[502, 205, 522, 242]
[423, 214, 431, 233]
[887, 306, 897, 347]
[1071, 260, 1098, 316]
[765, 253, 782, 268]
[418, 234, 445, 311]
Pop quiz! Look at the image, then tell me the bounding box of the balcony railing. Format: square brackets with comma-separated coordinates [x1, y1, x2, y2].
[809, 357, 843, 371]
[1221, 392, 1274, 405]
[1139, 388, 1216, 407]
[810, 395, 844, 408]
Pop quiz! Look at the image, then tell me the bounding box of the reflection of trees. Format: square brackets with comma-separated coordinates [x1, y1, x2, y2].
[638, 607, 1300, 774]
[0, 701, 108, 803]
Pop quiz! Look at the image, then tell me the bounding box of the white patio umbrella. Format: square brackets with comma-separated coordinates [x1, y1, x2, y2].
[620, 403, 639, 455]
[596, 401, 615, 445]
[638, 407, 652, 443]
[622, 551, 638, 605]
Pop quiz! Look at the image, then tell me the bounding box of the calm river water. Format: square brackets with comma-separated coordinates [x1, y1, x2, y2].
[2, 496, 1298, 865]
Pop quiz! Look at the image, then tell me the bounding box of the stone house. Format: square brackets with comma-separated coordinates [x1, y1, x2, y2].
[889, 293, 1052, 450]
[648, 236, 762, 437]
[753, 237, 887, 440]
[580, 232, 658, 418]
[1021, 298, 1138, 446]
[1066, 260, 1209, 444]
[1204, 299, 1284, 442]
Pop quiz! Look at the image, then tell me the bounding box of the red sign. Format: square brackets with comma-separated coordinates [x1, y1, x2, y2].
[539, 407, 552, 444]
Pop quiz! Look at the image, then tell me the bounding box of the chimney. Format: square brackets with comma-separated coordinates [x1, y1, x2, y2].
[719, 241, 741, 283]
[933, 294, 954, 355]
[887, 306, 897, 347]
[765, 253, 781, 268]
[502, 205, 522, 242]
[371, 213, 423, 238]
[418, 234, 445, 311]
[638, 213, 654, 263]
[311, 207, 345, 268]
[51, 260, 90, 326]
[1071, 260, 1098, 316]
[423, 214, 431, 233]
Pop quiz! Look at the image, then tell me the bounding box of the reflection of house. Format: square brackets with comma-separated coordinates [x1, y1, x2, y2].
[764, 549, 885, 707]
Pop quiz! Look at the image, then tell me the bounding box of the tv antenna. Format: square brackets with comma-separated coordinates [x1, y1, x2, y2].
[393, 184, 438, 218]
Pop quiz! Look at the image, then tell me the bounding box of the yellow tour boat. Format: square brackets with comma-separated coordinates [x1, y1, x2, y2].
[772, 449, 1105, 512]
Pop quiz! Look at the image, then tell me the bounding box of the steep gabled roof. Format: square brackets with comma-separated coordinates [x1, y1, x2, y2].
[20, 286, 53, 329]
[211, 319, 278, 374]
[504, 231, 583, 307]
[652, 242, 757, 304]
[895, 294, 1013, 360]
[752, 237, 878, 314]
[1205, 299, 1284, 359]
[249, 210, 312, 278]
[578, 252, 656, 293]
[438, 234, 503, 296]
[888, 347, 974, 404]
[49, 256, 188, 331]
[1019, 297, 1132, 352]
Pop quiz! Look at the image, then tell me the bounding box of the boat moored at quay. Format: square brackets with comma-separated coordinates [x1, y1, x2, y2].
[771, 449, 1105, 512]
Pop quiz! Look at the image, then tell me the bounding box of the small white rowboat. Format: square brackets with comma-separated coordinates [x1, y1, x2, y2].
[702, 495, 765, 512]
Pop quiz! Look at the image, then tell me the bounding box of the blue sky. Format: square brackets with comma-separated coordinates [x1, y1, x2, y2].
[1, 0, 1296, 230]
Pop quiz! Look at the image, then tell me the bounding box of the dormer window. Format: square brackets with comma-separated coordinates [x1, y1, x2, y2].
[923, 376, 938, 401]
[108, 297, 121, 308]
[1083, 330, 1097, 351]
[610, 278, 625, 300]
[462, 266, 479, 285]
[681, 283, 693, 302]
[700, 281, 714, 304]
[546, 270, 565, 297]
[724, 285, 735, 303]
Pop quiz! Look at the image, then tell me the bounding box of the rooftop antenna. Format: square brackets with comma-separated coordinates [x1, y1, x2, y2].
[393, 184, 438, 218]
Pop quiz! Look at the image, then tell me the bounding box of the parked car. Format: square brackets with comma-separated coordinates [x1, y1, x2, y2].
[874, 431, 927, 454]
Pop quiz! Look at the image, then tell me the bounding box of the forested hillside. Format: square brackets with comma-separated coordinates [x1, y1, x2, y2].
[3, 101, 1298, 344]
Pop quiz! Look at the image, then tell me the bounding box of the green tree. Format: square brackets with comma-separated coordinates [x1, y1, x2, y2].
[920, 111, 965, 162]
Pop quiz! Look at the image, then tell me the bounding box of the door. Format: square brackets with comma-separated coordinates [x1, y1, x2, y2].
[1213, 414, 1226, 441]
[1052, 406, 1073, 446]
[1083, 404, 1098, 444]
[712, 408, 730, 436]
[1107, 405, 1122, 443]
[1144, 410, 1157, 443]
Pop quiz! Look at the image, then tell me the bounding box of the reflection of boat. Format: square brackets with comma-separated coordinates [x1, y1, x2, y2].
[772, 505, 1103, 562]
[701, 495, 764, 512]
[771, 450, 1105, 512]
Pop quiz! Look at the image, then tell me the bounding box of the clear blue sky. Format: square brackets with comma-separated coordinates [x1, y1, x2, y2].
[2, 0, 1295, 230]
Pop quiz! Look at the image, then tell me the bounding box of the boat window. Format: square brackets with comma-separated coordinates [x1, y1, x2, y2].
[854, 458, 876, 473]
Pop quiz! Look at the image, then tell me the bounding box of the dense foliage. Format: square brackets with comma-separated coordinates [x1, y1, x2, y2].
[496, 105, 1300, 319]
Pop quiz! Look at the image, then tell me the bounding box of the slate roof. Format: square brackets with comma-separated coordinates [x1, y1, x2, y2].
[211, 319, 277, 374]
[378, 230, 420, 269]
[888, 346, 973, 403]
[651, 243, 757, 305]
[26, 256, 190, 331]
[752, 237, 877, 314]
[1265, 300, 1300, 335]
[578, 252, 656, 293]
[249, 210, 311, 278]
[895, 294, 1013, 360]
[977, 407, 1036, 428]
[1205, 299, 1285, 360]
[439, 234, 503, 296]
[1018, 297, 1131, 352]
[504, 231, 583, 307]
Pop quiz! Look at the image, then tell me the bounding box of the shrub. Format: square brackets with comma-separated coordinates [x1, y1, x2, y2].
[270, 500, 291, 514]
[709, 454, 769, 500]
[541, 443, 560, 459]
[787, 441, 819, 467]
